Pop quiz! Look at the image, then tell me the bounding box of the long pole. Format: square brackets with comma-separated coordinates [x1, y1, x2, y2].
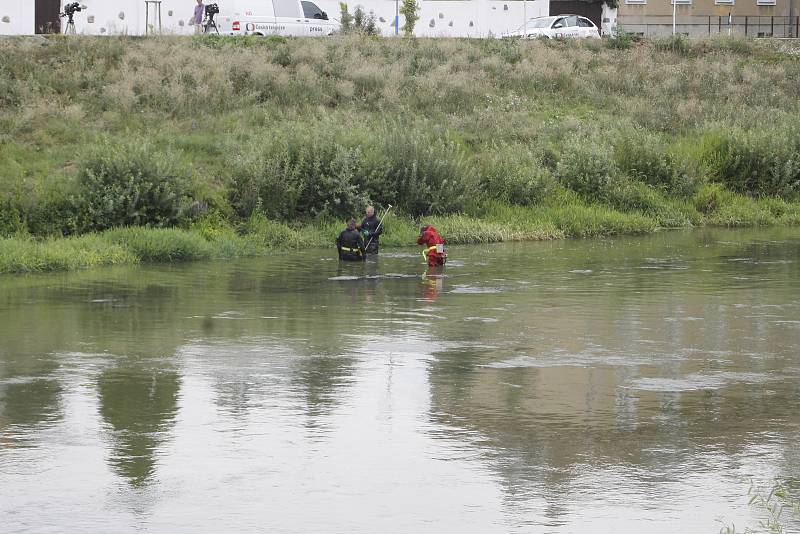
[673, 0, 677, 35]
[365, 205, 393, 252]
[395, 0, 399, 35]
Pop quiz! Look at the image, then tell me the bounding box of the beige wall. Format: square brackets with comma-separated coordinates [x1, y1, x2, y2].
[619, 0, 791, 18]
[618, 0, 796, 36]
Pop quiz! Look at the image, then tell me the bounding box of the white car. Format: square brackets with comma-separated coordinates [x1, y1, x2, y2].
[505, 15, 601, 39]
[216, 0, 340, 37]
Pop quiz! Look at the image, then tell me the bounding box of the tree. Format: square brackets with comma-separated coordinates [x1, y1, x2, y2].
[353, 6, 365, 29]
[399, 0, 420, 37]
[339, 3, 353, 33]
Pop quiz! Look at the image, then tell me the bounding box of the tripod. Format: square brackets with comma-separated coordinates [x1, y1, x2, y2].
[63, 14, 77, 35]
[203, 13, 219, 34]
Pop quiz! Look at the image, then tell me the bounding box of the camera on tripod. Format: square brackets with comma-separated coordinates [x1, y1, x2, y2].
[61, 2, 82, 19]
[203, 3, 220, 34]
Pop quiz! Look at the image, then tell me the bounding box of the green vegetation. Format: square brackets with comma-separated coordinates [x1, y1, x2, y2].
[1, 35, 799, 274]
[719, 479, 800, 534]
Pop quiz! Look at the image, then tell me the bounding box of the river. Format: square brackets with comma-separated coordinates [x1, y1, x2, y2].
[1, 228, 799, 533]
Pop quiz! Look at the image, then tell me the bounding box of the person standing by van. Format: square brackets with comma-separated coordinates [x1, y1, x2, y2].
[191, 0, 205, 33]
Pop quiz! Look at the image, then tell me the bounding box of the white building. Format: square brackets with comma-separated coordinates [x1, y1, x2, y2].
[1, 0, 550, 38]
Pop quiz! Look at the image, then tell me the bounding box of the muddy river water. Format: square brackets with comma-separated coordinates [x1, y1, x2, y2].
[1, 228, 799, 533]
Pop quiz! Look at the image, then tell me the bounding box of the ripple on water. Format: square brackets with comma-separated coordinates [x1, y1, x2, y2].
[450, 285, 504, 294]
[463, 317, 499, 323]
[482, 351, 667, 369]
[625, 372, 768, 392]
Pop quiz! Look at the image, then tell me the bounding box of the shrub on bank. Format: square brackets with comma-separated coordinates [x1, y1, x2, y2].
[555, 137, 619, 199]
[614, 132, 701, 197]
[229, 131, 369, 221]
[76, 142, 194, 231]
[360, 127, 475, 216]
[230, 124, 474, 220]
[0, 200, 25, 237]
[700, 126, 800, 199]
[479, 144, 557, 206]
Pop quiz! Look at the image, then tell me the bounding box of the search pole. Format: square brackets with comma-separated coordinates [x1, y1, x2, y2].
[395, 0, 399, 35]
[672, 0, 677, 35]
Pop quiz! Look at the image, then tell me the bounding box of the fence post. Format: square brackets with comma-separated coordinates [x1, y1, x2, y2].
[796, 15, 799, 38]
[745, 16, 748, 36]
[771, 16, 774, 36]
[719, 16, 722, 32]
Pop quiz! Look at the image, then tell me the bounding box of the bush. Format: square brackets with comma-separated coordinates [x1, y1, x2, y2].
[604, 178, 694, 227]
[652, 35, 692, 55]
[479, 144, 556, 205]
[614, 132, 701, 197]
[693, 182, 735, 214]
[359, 126, 476, 216]
[605, 31, 634, 50]
[700, 126, 800, 199]
[555, 137, 619, 199]
[76, 142, 193, 231]
[229, 132, 369, 220]
[0, 200, 25, 237]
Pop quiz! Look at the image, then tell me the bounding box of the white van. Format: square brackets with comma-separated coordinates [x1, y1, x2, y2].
[215, 0, 339, 37]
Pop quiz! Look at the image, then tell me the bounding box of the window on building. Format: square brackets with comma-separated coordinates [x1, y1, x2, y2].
[625, 0, 647, 5]
[671, 0, 692, 4]
[756, 0, 776, 5]
[715, 0, 734, 4]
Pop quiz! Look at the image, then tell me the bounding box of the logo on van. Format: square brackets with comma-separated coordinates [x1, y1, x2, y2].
[246, 23, 287, 31]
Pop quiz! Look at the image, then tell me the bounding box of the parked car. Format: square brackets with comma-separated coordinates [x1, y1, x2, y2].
[504, 15, 601, 39]
[216, 0, 339, 37]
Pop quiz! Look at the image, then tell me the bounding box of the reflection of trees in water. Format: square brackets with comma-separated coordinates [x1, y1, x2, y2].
[0, 348, 63, 446]
[424, 230, 800, 524]
[290, 354, 358, 425]
[97, 366, 180, 487]
[0, 377, 63, 445]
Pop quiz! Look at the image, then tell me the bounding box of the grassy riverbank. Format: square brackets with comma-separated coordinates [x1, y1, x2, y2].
[1, 35, 800, 273]
[3, 191, 799, 274]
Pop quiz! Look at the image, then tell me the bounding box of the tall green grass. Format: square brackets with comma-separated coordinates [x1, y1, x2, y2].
[1, 35, 800, 274]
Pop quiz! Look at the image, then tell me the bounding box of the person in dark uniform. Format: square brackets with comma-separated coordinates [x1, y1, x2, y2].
[360, 206, 383, 255]
[336, 219, 366, 261]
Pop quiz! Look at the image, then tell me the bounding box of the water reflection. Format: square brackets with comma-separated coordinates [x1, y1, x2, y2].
[98, 365, 181, 486]
[0, 228, 799, 532]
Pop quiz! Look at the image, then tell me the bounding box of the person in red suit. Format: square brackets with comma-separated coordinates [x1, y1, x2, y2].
[417, 225, 447, 267]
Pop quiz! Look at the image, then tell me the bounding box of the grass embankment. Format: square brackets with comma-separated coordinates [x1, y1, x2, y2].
[1, 35, 800, 274]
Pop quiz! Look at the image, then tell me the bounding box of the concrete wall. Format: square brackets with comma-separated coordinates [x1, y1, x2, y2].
[0, 0, 549, 37]
[617, 0, 796, 36]
[618, 0, 791, 18]
[0, 2, 34, 35]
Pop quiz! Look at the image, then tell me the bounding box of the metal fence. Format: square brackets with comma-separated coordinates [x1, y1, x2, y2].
[619, 15, 800, 37]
